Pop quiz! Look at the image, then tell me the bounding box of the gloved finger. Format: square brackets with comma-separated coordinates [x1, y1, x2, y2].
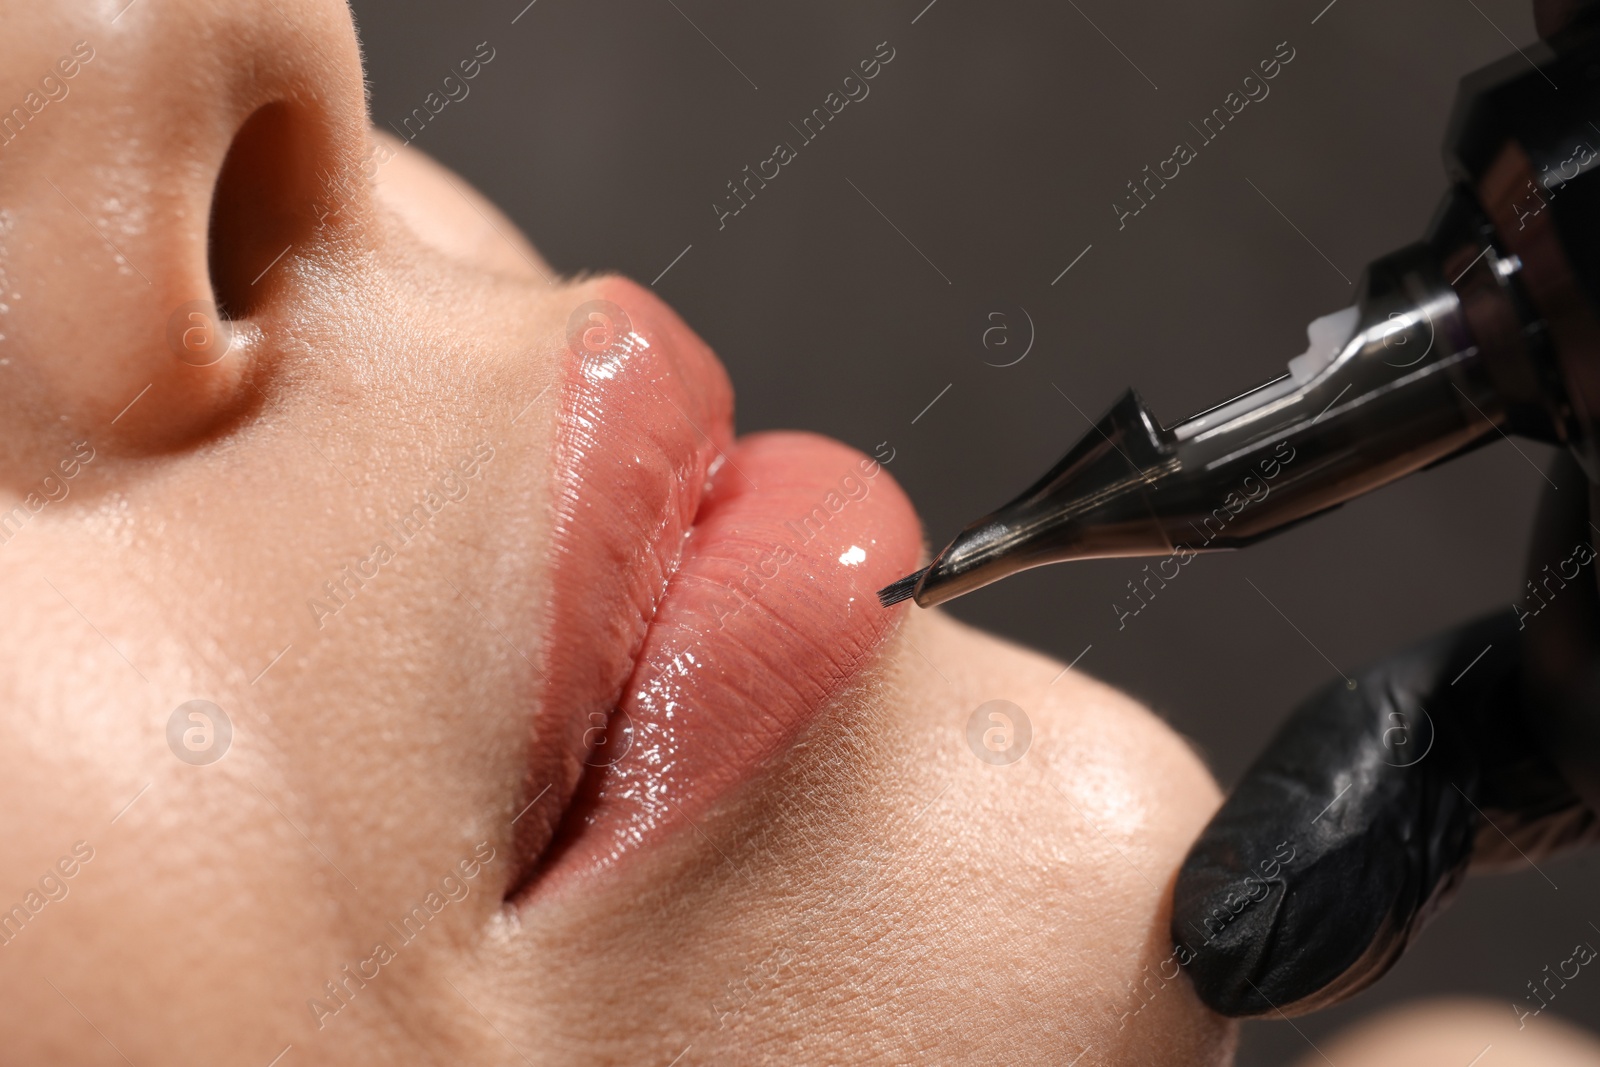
[1170, 611, 1522, 1018]
[1171, 451, 1600, 1019]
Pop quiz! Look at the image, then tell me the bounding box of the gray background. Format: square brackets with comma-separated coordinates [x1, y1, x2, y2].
[348, 0, 1599, 1061]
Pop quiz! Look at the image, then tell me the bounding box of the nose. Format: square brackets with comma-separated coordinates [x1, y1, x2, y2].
[0, 0, 371, 453]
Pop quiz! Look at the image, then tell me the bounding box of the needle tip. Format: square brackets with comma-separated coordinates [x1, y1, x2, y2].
[877, 568, 927, 608]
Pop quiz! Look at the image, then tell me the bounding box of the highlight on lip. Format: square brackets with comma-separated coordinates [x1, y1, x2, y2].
[527, 280, 921, 887]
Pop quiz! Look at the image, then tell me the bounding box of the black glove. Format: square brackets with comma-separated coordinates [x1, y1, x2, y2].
[1171, 451, 1600, 1017]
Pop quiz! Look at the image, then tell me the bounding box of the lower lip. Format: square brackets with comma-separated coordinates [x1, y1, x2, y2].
[532, 281, 921, 885]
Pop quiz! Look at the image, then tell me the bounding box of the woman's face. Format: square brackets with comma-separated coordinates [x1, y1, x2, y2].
[0, 1, 1233, 1062]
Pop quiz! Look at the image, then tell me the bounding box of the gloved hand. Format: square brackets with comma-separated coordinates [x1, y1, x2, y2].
[1171, 451, 1600, 1017]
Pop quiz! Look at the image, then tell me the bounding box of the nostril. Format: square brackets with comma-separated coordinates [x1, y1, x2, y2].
[207, 101, 321, 320]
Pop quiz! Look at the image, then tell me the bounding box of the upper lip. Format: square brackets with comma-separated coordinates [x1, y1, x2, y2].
[512, 278, 921, 892]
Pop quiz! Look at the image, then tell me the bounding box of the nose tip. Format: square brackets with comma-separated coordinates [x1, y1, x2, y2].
[0, 0, 372, 454]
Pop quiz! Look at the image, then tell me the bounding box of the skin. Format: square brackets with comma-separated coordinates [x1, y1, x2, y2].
[1290, 998, 1600, 1067]
[0, 0, 1254, 1062]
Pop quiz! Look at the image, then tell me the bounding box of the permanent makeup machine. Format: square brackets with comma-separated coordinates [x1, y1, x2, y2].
[880, 0, 1600, 613]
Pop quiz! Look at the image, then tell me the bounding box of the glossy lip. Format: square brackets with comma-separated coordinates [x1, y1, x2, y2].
[519, 278, 921, 891]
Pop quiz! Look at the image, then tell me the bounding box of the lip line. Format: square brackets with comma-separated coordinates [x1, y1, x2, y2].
[514, 279, 921, 893]
[531, 432, 919, 885]
[507, 279, 736, 894]
[515, 485, 701, 887]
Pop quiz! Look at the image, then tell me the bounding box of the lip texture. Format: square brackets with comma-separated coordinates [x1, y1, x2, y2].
[529, 279, 919, 885]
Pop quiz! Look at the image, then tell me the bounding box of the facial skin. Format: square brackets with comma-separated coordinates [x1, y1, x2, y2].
[1291, 998, 1600, 1067]
[0, 1, 1236, 1064]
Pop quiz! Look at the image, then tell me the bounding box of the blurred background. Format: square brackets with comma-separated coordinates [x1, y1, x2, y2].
[350, 0, 1597, 1061]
